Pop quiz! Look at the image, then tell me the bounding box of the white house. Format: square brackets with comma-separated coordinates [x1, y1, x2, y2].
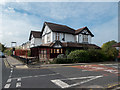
[29, 31, 42, 47]
[29, 22, 100, 60]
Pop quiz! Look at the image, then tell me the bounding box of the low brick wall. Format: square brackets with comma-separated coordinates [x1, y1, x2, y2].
[11, 55, 37, 64]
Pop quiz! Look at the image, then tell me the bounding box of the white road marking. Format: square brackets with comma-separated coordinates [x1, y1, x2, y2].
[82, 70, 88, 71]
[4, 84, 11, 88]
[7, 79, 11, 83]
[16, 82, 21, 88]
[51, 75, 103, 88]
[99, 64, 118, 65]
[11, 73, 60, 80]
[17, 78, 21, 81]
[57, 76, 96, 81]
[51, 80, 70, 88]
[112, 66, 118, 68]
[11, 70, 13, 73]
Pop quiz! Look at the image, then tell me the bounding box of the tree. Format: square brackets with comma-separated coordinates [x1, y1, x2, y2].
[101, 40, 118, 61]
[0, 43, 6, 52]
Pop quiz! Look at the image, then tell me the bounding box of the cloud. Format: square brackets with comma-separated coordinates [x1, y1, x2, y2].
[1, 10, 42, 47]
[1, 2, 118, 47]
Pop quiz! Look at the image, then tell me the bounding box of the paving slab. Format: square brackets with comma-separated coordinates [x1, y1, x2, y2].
[6, 56, 28, 69]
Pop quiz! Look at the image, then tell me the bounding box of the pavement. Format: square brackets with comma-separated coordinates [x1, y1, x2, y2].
[5, 55, 120, 69]
[4, 55, 28, 69]
[4, 55, 88, 69]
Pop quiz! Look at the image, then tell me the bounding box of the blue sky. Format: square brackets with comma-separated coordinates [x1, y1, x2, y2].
[0, 1, 118, 47]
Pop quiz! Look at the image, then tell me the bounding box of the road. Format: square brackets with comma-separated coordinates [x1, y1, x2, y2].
[1, 57, 120, 89]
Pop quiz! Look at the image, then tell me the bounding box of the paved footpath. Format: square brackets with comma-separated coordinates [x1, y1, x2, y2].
[5, 56, 28, 69]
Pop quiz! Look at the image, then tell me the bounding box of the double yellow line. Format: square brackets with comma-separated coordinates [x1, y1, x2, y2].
[3, 58, 10, 68]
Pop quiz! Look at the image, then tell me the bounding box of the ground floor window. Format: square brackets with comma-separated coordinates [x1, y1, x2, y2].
[40, 49, 47, 59]
[50, 48, 63, 54]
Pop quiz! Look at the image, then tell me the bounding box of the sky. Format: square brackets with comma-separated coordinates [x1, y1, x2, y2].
[0, 0, 119, 47]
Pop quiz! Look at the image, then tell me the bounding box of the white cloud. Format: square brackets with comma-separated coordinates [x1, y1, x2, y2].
[1, 2, 118, 47]
[1, 11, 42, 47]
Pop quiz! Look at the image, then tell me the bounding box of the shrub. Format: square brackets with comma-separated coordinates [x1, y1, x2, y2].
[57, 54, 67, 58]
[67, 49, 108, 63]
[101, 40, 118, 61]
[65, 48, 77, 56]
[87, 49, 107, 62]
[4, 49, 12, 56]
[27, 50, 31, 57]
[67, 50, 89, 63]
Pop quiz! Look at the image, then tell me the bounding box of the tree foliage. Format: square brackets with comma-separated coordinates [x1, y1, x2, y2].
[101, 40, 118, 60]
[0, 43, 6, 52]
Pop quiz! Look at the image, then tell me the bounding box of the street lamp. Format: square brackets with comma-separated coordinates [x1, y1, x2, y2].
[115, 47, 119, 62]
[112, 42, 120, 62]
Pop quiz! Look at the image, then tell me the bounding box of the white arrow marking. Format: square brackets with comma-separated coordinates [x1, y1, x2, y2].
[16, 82, 21, 88]
[4, 84, 11, 88]
[51, 75, 103, 88]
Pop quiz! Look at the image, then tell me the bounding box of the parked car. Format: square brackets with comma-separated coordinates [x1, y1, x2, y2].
[0, 52, 5, 58]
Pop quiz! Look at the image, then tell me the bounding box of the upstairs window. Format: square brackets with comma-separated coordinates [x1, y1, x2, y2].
[83, 35, 88, 43]
[47, 33, 51, 43]
[55, 33, 60, 40]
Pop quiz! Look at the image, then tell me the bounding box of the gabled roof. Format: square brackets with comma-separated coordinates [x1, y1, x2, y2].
[75, 27, 94, 37]
[29, 31, 42, 40]
[41, 22, 94, 37]
[41, 22, 75, 34]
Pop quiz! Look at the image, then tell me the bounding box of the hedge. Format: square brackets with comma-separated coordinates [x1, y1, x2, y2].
[67, 50, 90, 63]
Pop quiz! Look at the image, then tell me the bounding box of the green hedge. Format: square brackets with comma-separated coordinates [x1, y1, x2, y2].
[52, 49, 112, 64]
[67, 50, 90, 63]
[87, 49, 107, 62]
[67, 49, 108, 63]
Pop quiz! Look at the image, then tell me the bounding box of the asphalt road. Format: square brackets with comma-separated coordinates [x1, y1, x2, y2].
[2, 57, 120, 89]
[2, 58, 11, 89]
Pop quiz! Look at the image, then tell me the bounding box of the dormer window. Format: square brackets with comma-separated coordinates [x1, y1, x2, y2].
[83, 35, 88, 43]
[47, 33, 51, 43]
[55, 32, 60, 40]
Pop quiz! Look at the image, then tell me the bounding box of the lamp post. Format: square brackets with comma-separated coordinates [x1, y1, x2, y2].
[112, 42, 120, 62]
[115, 47, 119, 62]
[11, 42, 17, 55]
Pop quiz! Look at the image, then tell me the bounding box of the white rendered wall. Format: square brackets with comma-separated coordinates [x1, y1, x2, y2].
[42, 25, 52, 44]
[34, 38, 42, 46]
[52, 32, 75, 42]
[30, 37, 35, 47]
[30, 38, 42, 47]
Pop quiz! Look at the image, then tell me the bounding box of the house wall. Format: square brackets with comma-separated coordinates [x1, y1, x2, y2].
[42, 25, 52, 44]
[41, 25, 93, 44]
[30, 37, 42, 47]
[52, 32, 75, 42]
[75, 30, 92, 43]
